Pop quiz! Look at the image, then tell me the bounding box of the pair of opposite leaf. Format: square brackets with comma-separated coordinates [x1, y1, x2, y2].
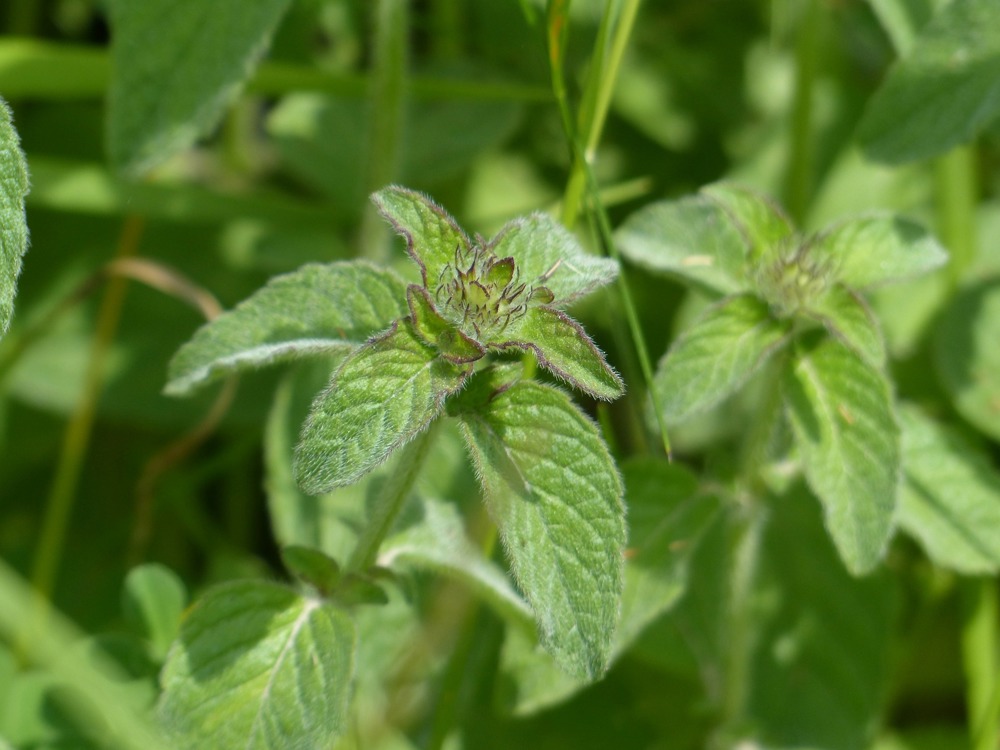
[294, 187, 623, 493]
[629, 183, 949, 425]
[165, 186, 623, 494]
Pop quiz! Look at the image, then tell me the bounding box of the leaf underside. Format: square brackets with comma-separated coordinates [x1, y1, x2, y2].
[0, 97, 29, 339]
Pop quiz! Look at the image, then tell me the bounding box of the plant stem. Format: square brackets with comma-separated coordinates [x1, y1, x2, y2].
[962, 578, 1000, 750]
[719, 500, 765, 734]
[562, 0, 641, 229]
[30, 218, 144, 602]
[360, 0, 409, 263]
[546, 0, 670, 458]
[784, 0, 821, 224]
[346, 424, 436, 572]
[934, 145, 977, 289]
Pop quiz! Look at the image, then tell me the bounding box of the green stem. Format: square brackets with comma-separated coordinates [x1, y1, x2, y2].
[962, 578, 1000, 750]
[719, 500, 765, 735]
[562, 0, 642, 228]
[784, 0, 821, 224]
[346, 424, 436, 572]
[360, 0, 409, 262]
[29, 218, 144, 605]
[934, 145, 977, 290]
[546, 2, 670, 458]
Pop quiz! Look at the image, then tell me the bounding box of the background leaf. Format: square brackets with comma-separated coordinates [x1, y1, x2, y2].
[121, 563, 188, 661]
[933, 279, 1000, 441]
[381, 494, 533, 628]
[614, 193, 749, 294]
[158, 580, 355, 750]
[166, 262, 408, 396]
[653, 294, 791, 423]
[0, 97, 29, 339]
[811, 214, 948, 289]
[898, 405, 1000, 573]
[858, 0, 1000, 163]
[701, 182, 795, 263]
[785, 335, 900, 575]
[457, 378, 625, 679]
[107, 0, 293, 174]
[745, 484, 897, 750]
[294, 320, 469, 493]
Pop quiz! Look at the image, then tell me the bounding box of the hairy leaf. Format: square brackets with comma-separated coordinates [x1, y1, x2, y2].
[899, 405, 1000, 573]
[0, 97, 29, 340]
[702, 182, 795, 264]
[381, 495, 533, 628]
[654, 294, 791, 422]
[615, 193, 749, 294]
[457, 379, 625, 679]
[498, 460, 719, 715]
[811, 214, 947, 289]
[108, 0, 292, 174]
[805, 284, 886, 369]
[934, 280, 1000, 440]
[488, 213, 619, 305]
[785, 335, 900, 575]
[858, 0, 1000, 163]
[166, 262, 408, 396]
[372, 185, 471, 289]
[158, 581, 354, 750]
[495, 306, 623, 401]
[294, 319, 469, 493]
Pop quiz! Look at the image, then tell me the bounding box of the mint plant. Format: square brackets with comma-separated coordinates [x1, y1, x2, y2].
[6, 1, 1000, 748]
[618, 183, 947, 574]
[160, 185, 627, 739]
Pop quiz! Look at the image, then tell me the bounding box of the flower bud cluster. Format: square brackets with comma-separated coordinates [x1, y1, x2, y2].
[434, 244, 554, 339]
[754, 237, 833, 316]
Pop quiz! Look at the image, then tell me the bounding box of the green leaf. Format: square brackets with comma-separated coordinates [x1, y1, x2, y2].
[107, 0, 292, 175]
[614, 193, 750, 294]
[372, 185, 472, 290]
[805, 283, 886, 369]
[406, 284, 484, 364]
[456, 378, 625, 679]
[653, 293, 791, 423]
[488, 213, 619, 305]
[0, 97, 29, 340]
[785, 335, 900, 575]
[858, 0, 1000, 163]
[166, 262, 408, 396]
[747, 483, 897, 750]
[933, 280, 1000, 441]
[122, 563, 188, 661]
[381, 494, 534, 628]
[158, 580, 354, 750]
[294, 319, 469, 493]
[898, 405, 1000, 573]
[495, 306, 623, 401]
[702, 182, 795, 264]
[280, 546, 341, 594]
[497, 459, 720, 715]
[811, 214, 948, 289]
